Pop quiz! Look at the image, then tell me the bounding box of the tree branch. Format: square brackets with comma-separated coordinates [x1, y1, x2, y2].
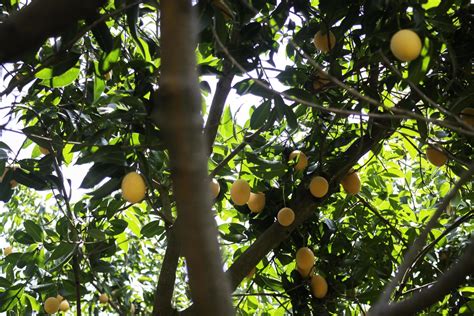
[370, 238, 474, 316]
[151, 1, 233, 315]
[374, 162, 474, 305]
[0, 0, 106, 63]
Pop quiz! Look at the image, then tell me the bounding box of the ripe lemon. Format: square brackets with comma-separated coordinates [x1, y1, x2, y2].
[3, 246, 12, 256]
[297, 265, 313, 278]
[99, 293, 109, 304]
[121, 172, 147, 204]
[210, 178, 220, 199]
[59, 300, 70, 311]
[56, 294, 63, 302]
[309, 176, 329, 198]
[313, 30, 336, 53]
[296, 247, 315, 270]
[341, 169, 361, 195]
[39, 146, 50, 155]
[230, 179, 251, 205]
[277, 207, 295, 226]
[44, 297, 60, 314]
[426, 146, 447, 167]
[248, 192, 266, 213]
[289, 150, 308, 172]
[390, 29, 422, 61]
[311, 274, 328, 299]
[460, 108, 474, 127]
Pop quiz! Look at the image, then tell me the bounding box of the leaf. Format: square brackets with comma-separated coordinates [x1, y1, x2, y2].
[80, 163, 122, 189]
[47, 242, 76, 262]
[90, 177, 121, 200]
[41, 65, 80, 88]
[140, 220, 165, 238]
[13, 230, 35, 245]
[106, 219, 128, 236]
[250, 101, 271, 129]
[23, 220, 44, 243]
[0, 284, 24, 312]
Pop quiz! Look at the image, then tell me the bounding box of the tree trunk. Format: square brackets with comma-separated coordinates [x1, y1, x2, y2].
[152, 1, 234, 315]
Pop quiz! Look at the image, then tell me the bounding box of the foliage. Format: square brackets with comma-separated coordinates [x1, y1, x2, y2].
[0, 0, 473, 314]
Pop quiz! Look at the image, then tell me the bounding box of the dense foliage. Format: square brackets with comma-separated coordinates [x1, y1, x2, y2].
[0, 0, 473, 314]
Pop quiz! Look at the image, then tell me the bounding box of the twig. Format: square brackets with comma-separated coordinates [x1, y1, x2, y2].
[374, 162, 474, 306]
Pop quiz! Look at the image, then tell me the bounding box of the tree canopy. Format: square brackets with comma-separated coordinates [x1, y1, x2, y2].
[0, 0, 473, 315]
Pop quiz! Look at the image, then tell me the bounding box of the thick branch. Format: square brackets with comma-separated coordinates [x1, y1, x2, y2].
[204, 64, 235, 153]
[153, 226, 180, 316]
[371, 239, 474, 316]
[0, 0, 105, 63]
[152, 1, 233, 315]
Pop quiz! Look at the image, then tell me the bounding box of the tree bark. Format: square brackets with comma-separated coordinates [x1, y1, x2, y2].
[0, 0, 105, 63]
[152, 1, 233, 315]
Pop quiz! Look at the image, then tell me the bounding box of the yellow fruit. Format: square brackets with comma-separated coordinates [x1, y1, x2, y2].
[289, 150, 308, 172]
[99, 293, 109, 304]
[59, 300, 70, 311]
[296, 247, 315, 270]
[390, 29, 422, 62]
[460, 108, 474, 127]
[277, 207, 295, 227]
[210, 178, 220, 199]
[309, 176, 329, 198]
[3, 246, 12, 256]
[297, 265, 313, 278]
[313, 30, 336, 53]
[121, 172, 147, 204]
[341, 169, 361, 195]
[311, 274, 328, 299]
[426, 146, 448, 167]
[246, 266, 256, 279]
[247, 192, 266, 213]
[39, 146, 50, 155]
[44, 297, 60, 314]
[56, 294, 63, 302]
[230, 179, 251, 205]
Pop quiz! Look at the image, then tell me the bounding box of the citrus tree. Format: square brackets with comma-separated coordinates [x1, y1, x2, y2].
[0, 0, 473, 315]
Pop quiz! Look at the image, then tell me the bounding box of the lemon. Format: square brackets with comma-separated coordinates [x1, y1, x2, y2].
[390, 29, 422, 61]
[121, 172, 147, 204]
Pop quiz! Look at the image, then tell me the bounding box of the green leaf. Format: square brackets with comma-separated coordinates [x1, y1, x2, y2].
[141, 220, 165, 238]
[47, 242, 76, 262]
[13, 230, 35, 245]
[250, 101, 271, 129]
[106, 219, 128, 236]
[23, 220, 44, 243]
[0, 284, 24, 312]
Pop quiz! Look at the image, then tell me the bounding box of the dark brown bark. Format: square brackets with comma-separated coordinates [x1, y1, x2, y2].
[0, 0, 105, 63]
[152, 0, 233, 315]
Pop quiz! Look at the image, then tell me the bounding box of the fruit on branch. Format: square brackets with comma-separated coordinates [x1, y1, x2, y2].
[99, 293, 109, 304]
[341, 169, 361, 195]
[59, 300, 70, 312]
[296, 247, 315, 270]
[390, 29, 422, 61]
[309, 176, 329, 198]
[277, 207, 295, 226]
[230, 179, 251, 205]
[3, 246, 13, 256]
[210, 178, 220, 199]
[44, 297, 60, 314]
[247, 192, 266, 213]
[289, 150, 308, 172]
[311, 274, 328, 299]
[121, 171, 147, 204]
[460, 107, 474, 127]
[313, 30, 336, 53]
[312, 71, 331, 90]
[426, 146, 448, 167]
